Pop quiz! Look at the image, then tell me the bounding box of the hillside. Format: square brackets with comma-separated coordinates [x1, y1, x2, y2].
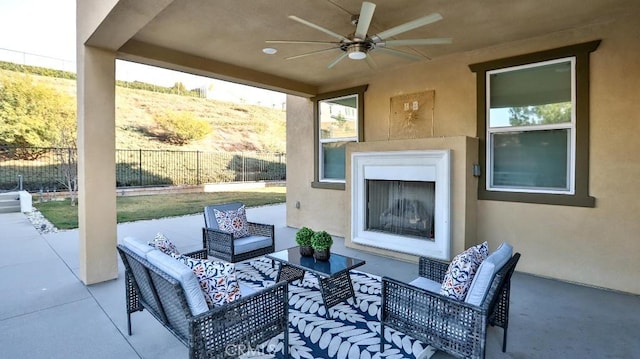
[0, 69, 286, 153]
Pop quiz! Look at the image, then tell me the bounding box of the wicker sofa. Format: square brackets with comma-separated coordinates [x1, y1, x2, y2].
[117, 238, 289, 359]
[381, 243, 520, 359]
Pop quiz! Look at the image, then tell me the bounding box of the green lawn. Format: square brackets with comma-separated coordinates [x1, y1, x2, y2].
[34, 187, 286, 229]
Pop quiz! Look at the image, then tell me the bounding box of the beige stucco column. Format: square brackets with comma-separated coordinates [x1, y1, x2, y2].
[77, 45, 117, 285]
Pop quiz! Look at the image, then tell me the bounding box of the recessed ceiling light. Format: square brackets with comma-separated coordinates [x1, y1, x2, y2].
[262, 47, 277, 55]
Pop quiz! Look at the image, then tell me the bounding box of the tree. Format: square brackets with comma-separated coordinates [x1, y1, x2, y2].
[153, 110, 211, 145]
[0, 74, 76, 157]
[508, 103, 571, 126]
[171, 81, 186, 95]
[333, 113, 347, 128]
[0, 74, 78, 205]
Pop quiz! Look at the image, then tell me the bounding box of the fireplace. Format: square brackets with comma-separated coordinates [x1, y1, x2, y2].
[366, 180, 435, 240]
[351, 150, 451, 259]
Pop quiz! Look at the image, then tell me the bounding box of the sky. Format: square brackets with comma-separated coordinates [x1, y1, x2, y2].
[0, 0, 286, 108]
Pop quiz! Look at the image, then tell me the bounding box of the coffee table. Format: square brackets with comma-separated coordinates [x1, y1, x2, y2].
[267, 247, 365, 315]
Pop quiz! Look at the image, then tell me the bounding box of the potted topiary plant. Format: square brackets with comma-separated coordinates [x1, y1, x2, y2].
[295, 227, 315, 257]
[311, 230, 333, 261]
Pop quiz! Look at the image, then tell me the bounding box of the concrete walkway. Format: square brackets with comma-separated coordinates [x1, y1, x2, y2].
[1, 204, 638, 358]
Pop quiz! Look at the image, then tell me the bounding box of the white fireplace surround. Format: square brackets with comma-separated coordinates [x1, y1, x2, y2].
[351, 150, 451, 260]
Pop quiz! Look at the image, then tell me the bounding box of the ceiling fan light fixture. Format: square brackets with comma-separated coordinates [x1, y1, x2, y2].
[347, 44, 367, 60]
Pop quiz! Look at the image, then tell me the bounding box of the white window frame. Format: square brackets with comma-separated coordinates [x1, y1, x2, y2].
[318, 94, 359, 183]
[486, 57, 576, 195]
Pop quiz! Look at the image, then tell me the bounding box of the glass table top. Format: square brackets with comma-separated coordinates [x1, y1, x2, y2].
[267, 247, 365, 277]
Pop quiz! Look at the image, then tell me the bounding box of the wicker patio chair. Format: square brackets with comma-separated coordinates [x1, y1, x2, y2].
[381, 251, 520, 359]
[117, 243, 289, 359]
[203, 202, 275, 263]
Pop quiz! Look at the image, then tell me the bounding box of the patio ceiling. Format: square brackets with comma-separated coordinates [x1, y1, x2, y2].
[86, 0, 632, 96]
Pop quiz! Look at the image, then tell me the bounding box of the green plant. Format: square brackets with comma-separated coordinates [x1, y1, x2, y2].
[295, 227, 315, 246]
[0, 74, 76, 156]
[311, 230, 333, 250]
[153, 110, 211, 144]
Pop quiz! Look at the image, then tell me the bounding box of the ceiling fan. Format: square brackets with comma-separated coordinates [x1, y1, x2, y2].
[265, 1, 452, 69]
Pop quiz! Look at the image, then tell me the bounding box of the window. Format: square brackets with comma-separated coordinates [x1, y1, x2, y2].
[312, 85, 367, 190]
[488, 58, 575, 193]
[470, 41, 599, 207]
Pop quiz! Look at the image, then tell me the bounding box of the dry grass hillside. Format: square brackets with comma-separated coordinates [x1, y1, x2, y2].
[1, 69, 286, 153]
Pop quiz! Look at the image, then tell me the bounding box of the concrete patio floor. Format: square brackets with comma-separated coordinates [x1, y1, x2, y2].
[1, 203, 638, 358]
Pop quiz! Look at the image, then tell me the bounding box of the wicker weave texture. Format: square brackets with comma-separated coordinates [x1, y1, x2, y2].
[381, 253, 521, 359]
[277, 264, 306, 282]
[117, 245, 289, 359]
[202, 223, 275, 263]
[319, 271, 357, 310]
[418, 256, 449, 282]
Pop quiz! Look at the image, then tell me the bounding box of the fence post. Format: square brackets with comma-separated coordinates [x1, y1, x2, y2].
[242, 152, 246, 182]
[139, 149, 143, 186]
[197, 151, 201, 185]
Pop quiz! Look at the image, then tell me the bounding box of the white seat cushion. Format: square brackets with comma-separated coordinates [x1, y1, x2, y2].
[465, 242, 513, 306]
[409, 276, 442, 293]
[122, 237, 154, 258]
[234, 235, 272, 254]
[239, 282, 256, 296]
[146, 250, 209, 316]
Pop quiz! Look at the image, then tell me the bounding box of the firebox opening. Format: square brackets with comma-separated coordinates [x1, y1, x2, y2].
[365, 180, 435, 241]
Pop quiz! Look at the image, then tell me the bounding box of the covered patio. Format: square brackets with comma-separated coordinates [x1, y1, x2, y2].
[1, 205, 638, 358]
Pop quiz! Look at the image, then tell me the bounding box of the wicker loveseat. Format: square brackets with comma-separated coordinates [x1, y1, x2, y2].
[381, 243, 520, 359]
[203, 202, 275, 263]
[117, 238, 289, 359]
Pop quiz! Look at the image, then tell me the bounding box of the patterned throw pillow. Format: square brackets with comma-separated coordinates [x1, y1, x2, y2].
[172, 254, 242, 308]
[440, 242, 489, 301]
[148, 232, 180, 256]
[213, 206, 250, 239]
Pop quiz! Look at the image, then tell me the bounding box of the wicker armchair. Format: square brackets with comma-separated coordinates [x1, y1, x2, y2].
[203, 202, 275, 263]
[117, 244, 289, 359]
[381, 252, 520, 359]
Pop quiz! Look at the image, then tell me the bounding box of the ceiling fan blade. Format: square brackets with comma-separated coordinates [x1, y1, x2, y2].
[376, 47, 424, 61]
[354, 2, 376, 40]
[365, 55, 378, 70]
[382, 38, 452, 46]
[266, 40, 340, 45]
[286, 47, 339, 60]
[327, 53, 348, 69]
[289, 15, 349, 42]
[374, 13, 443, 40]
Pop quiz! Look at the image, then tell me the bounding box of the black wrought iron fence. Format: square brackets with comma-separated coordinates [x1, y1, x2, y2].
[0, 147, 286, 192]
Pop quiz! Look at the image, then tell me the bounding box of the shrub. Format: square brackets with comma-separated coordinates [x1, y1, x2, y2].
[0, 74, 76, 158]
[295, 227, 315, 246]
[311, 231, 333, 250]
[153, 110, 210, 145]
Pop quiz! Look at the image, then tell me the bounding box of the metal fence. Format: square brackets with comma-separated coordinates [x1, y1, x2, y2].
[0, 147, 286, 192]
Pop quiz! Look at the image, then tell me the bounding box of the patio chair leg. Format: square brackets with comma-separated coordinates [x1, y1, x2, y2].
[502, 327, 508, 352]
[379, 322, 385, 353]
[283, 325, 289, 358]
[127, 313, 132, 336]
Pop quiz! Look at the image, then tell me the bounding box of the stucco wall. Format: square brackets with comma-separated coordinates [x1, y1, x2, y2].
[286, 96, 347, 235]
[286, 12, 640, 294]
